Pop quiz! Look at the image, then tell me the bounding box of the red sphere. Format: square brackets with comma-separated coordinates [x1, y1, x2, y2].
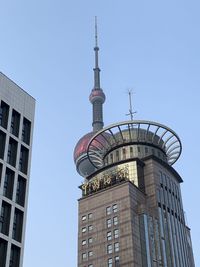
[74, 132, 94, 162]
[89, 89, 105, 104]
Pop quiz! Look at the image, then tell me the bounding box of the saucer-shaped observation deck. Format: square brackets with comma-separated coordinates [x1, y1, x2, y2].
[87, 120, 182, 170]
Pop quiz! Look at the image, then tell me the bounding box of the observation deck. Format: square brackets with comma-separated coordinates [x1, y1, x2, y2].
[87, 120, 182, 170]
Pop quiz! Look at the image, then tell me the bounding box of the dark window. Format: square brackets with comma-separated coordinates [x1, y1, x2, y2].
[12, 208, 24, 243]
[0, 101, 9, 129]
[16, 176, 26, 206]
[22, 118, 31, 145]
[0, 130, 6, 160]
[9, 244, 20, 267]
[0, 201, 11, 235]
[0, 163, 2, 186]
[7, 138, 18, 167]
[10, 110, 20, 137]
[3, 168, 15, 200]
[19, 146, 29, 174]
[0, 238, 7, 267]
[122, 148, 126, 159]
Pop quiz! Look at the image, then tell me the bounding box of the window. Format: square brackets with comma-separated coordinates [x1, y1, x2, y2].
[19, 146, 29, 174]
[82, 215, 86, 221]
[82, 253, 87, 260]
[10, 110, 20, 137]
[0, 130, 6, 160]
[122, 148, 126, 159]
[130, 147, 133, 157]
[114, 229, 119, 239]
[0, 101, 9, 129]
[7, 138, 18, 167]
[113, 204, 118, 213]
[0, 201, 11, 235]
[108, 258, 113, 267]
[107, 231, 112, 241]
[113, 216, 118, 226]
[82, 227, 86, 233]
[110, 153, 113, 163]
[107, 218, 112, 228]
[106, 206, 111, 215]
[9, 245, 20, 267]
[145, 147, 148, 154]
[12, 208, 23, 242]
[16, 176, 26, 207]
[114, 242, 119, 252]
[116, 150, 119, 161]
[0, 163, 2, 186]
[88, 213, 93, 220]
[3, 168, 15, 200]
[88, 251, 93, 257]
[0, 238, 7, 267]
[22, 118, 31, 145]
[88, 225, 93, 231]
[115, 256, 120, 266]
[107, 244, 112, 254]
[88, 237, 93, 244]
[82, 240, 86, 246]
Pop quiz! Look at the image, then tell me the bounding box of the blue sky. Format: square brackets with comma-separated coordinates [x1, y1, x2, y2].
[1, 1, 200, 266]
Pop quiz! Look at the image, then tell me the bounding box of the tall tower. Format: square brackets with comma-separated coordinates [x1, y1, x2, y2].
[74, 23, 195, 267]
[0, 73, 35, 267]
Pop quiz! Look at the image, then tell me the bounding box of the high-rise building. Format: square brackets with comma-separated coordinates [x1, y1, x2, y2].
[0, 72, 35, 267]
[74, 22, 195, 267]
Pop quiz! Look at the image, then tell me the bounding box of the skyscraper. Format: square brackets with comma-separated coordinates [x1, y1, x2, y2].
[0, 72, 35, 267]
[74, 22, 195, 267]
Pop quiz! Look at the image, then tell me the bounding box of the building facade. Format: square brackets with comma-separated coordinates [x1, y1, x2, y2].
[74, 23, 195, 267]
[0, 73, 35, 267]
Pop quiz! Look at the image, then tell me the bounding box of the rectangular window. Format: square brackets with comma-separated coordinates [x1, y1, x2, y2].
[12, 208, 24, 242]
[113, 216, 118, 226]
[22, 117, 31, 145]
[19, 145, 29, 174]
[114, 229, 119, 239]
[7, 138, 18, 167]
[82, 240, 86, 246]
[3, 168, 15, 200]
[0, 238, 8, 267]
[10, 109, 20, 137]
[122, 148, 126, 159]
[82, 253, 87, 260]
[107, 218, 112, 228]
[106, 206, 111, 215]
[0, 201, 11, 235]
[0, 130, 6, 160]
[107, 244, 112, 254]
[9, 244, 21, 267]
[0, 101, 9, 129]
[107, 231, 112, 241]
[130, 147, 133, 157]
[88, 213, 93, 220]
[16, 176, 26, 207]
[82, 227, 86, 233]
[88, 251, 93, 257]
[88, 225, 93, 231]
[82, 215, 86, 221]
[88, 237, 93, 244]
[108, 258, 113, 267]
[114, 242, 119, 252]
[113, 204, 118, 213]
[115, 256, 120, 266]
[0, 163, 2, 186]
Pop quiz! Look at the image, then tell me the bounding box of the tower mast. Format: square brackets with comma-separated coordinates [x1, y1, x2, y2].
[89, 17, 106, 132]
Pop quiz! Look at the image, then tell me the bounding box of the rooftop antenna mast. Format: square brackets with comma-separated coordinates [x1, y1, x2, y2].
[126, 89, 136, 120]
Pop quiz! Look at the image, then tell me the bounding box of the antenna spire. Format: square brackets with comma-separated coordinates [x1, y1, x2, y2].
[126, 90, 136, 120]
[95, 16, 98, 47]
[89, 17, 106, 132]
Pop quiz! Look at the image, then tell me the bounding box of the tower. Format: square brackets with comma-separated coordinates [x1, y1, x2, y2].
[74, 22, 195, 267]
[0, 73, 35, 267]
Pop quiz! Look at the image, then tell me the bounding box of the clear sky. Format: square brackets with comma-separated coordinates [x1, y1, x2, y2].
[1, 0, 200, 266]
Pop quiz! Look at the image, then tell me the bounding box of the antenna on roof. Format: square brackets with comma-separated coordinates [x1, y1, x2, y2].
[126, 89, 137, 120]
